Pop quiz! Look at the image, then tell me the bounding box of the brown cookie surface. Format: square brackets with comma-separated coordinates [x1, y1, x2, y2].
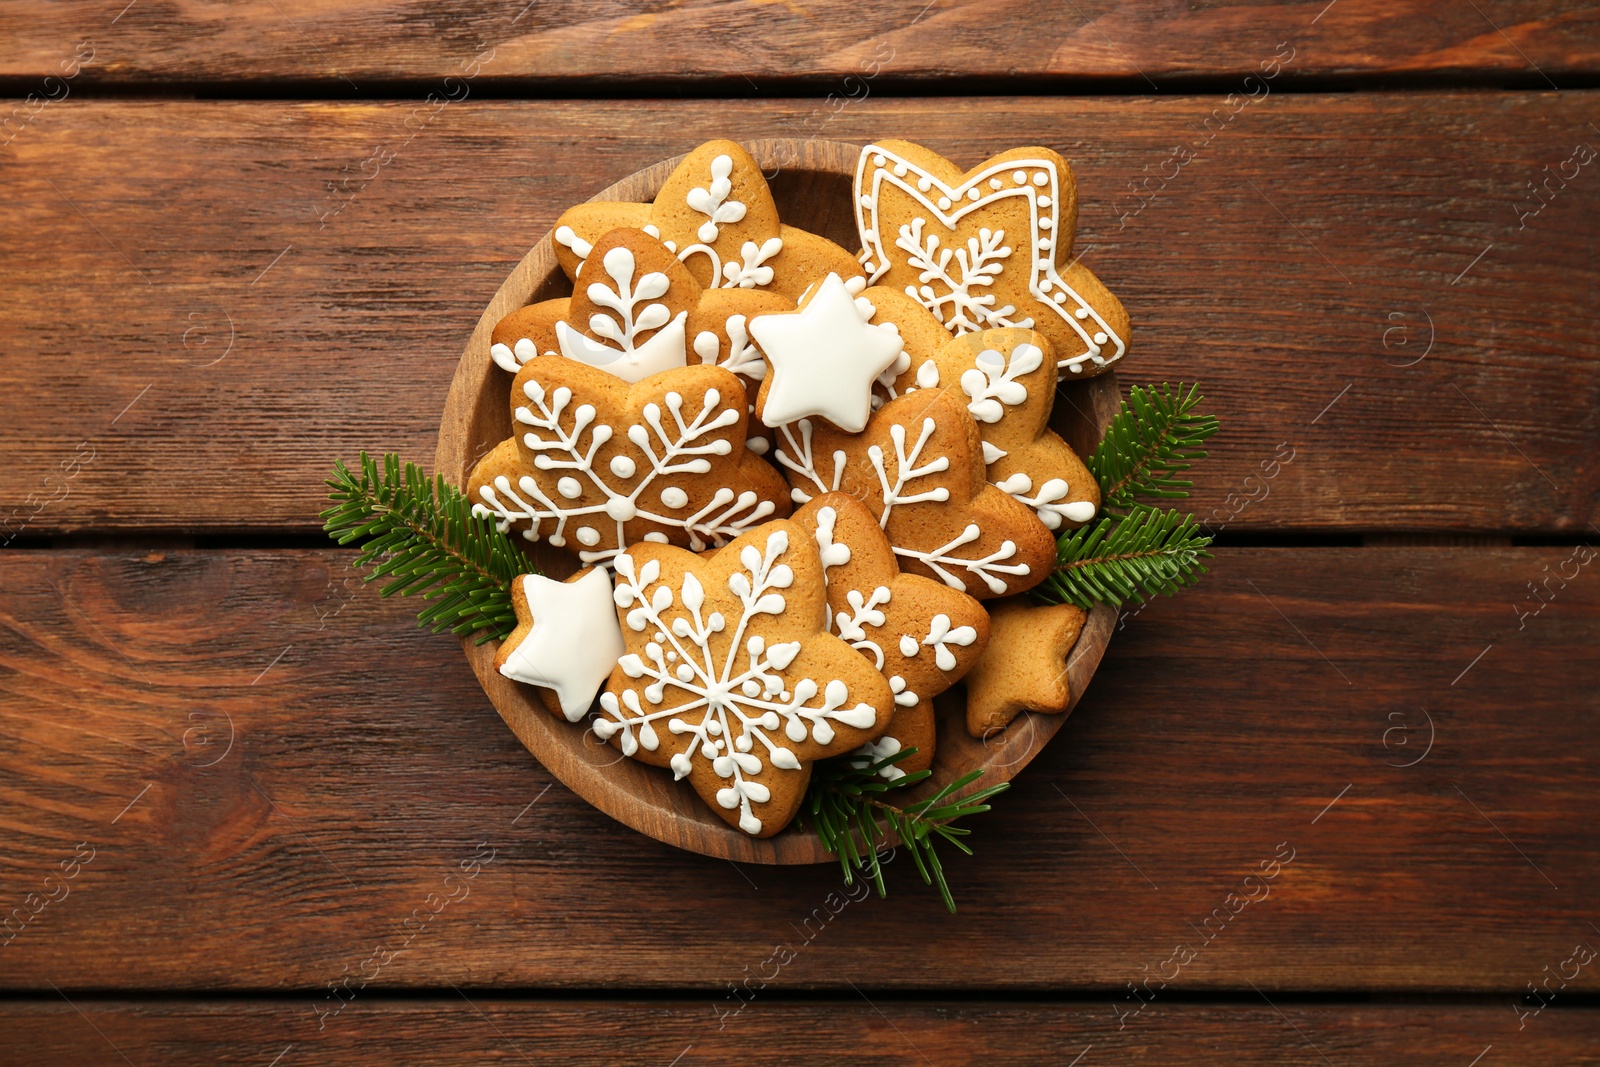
[793, 493, 990, 776]
[597, 520, 895, 836]
[854, 140, 1130, 378]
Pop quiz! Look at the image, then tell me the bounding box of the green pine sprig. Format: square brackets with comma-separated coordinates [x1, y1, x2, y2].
[321, 452, 528, 643]
[1037, 504, 1212, 610]
[1089, 382, 1219, 510]
[1034, 382, 1219, 610]
[805, 747, 1008, 914]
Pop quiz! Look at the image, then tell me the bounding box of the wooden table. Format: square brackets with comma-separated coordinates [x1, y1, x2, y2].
[2, 3, 1598, 1063]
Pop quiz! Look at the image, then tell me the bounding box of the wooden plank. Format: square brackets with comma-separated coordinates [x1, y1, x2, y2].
[2, 546, 1597, 990]
[1, 97, 1595, 536]
[1, 1000, 1596, 1065]
[3, 1, 1599, 84]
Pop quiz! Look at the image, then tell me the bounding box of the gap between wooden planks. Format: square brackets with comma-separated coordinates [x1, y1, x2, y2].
[0, 97, 1595, 536]
[1, 0, 1597, 84]
[0, 546, 1595, 991]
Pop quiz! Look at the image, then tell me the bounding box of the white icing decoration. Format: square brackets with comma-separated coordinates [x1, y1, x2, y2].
[854, 143, 1128, 373]
[693, 315, 766, 381]
[981, 441, 1007, 465]
[750, 273, 905, 433]
[472, 381, 776, 566]
[993, 472, 1097, 530]
[490, 337, 542, 374]
[960, 342, 1042, 423]
[685, 153, 748, 243]
[597, 532, 878, 835]
[920, 612, 978, 671]
[554, 225, 593, 260]
[896, 218, 1022, 333]
[914, 360, 941, 390]
[555, 246, 688, 383]
[497, 570, 625, 721]
[779, 408, 1030, 592]
[851, 734, 906, 781]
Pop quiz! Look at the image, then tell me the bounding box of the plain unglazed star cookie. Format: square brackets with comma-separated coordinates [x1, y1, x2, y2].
[880, 326, 1100, 531]
[961, 598, 1087, 737]
[596, 520, 894, 836]
[854, 140, 1130, 377]
[793, 494, 989, 777]
[489, 228, 791, 392]
[552, 139, 862, 301]
[773, 386, 1057, 599]
[468, 358, 790, 566]
[496, 568, 626, 721]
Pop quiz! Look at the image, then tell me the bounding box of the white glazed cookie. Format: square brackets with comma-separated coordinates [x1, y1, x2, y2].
[793, 494, 989, 777]
[854, 140, 1130, 377]
[597, 520, 894, 836]
[553, 140, 862, 301]
[495, 568, 626, 721]
[750, 273, 906, 434]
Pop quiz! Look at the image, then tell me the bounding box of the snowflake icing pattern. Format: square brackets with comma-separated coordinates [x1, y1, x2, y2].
[596, 529, 881, 834]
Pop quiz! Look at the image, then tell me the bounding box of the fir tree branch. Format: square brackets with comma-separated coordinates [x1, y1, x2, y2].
[1090, 382, 1219, 509]
[804, 747, 1008, 913]
[1038, 504, 1211, 610]
[321, 452, 529, 643]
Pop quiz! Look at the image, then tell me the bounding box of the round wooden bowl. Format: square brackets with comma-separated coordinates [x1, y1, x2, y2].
[436, 138, 1119, 864]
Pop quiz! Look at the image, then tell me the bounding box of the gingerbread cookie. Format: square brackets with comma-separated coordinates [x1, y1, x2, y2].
[962, 599, 1087, 737]
[794, 494, 989, 776]
[750, 273, 906, 433]
[773, 387, 1056, 599]
[596, 521, 894, 836]
[881, 326, 1099, 531]
[489, 228, 791, 389]
[855, 140, 1130, 377]
[496, 568, 626, 721]
[468, 358, 789, 565]
[553, 140, 861, 301]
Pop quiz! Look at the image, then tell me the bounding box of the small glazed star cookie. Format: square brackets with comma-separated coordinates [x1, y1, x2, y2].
[881, 326, 1100, 531]
[496, 568, 626, 721]
[553, 139, 862, 301]
[489, 228, 791, 389]
[793, 494, 989, 776]
[468, 358, 790, 566]
[961, 599, 1088, 737]
[750, 273, 906, 433]
[854, 140, 1130, 377]
[773, 387, 1057, 599]
[596, 521, 895, 836]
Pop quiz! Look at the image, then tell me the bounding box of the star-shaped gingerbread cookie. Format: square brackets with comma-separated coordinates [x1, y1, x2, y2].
[495, 568, 626, 722]
[751, 273, 906, 433]
[793, 493, 990, 776]
[596, 521, 894, 836]
[854, 140, 1130, 377]
[772, 386, 1057, 599]
[553, 139, 862, 301]
[468, 357, 790, 566]
[961, 599, 1088, 737]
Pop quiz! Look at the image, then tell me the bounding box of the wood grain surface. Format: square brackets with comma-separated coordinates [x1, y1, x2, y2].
[3, 546, 1595, 990]
[2, 97, 1595, 537]
[2, 1, 1598, 85]
[2, 1000, 1597, 1065]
